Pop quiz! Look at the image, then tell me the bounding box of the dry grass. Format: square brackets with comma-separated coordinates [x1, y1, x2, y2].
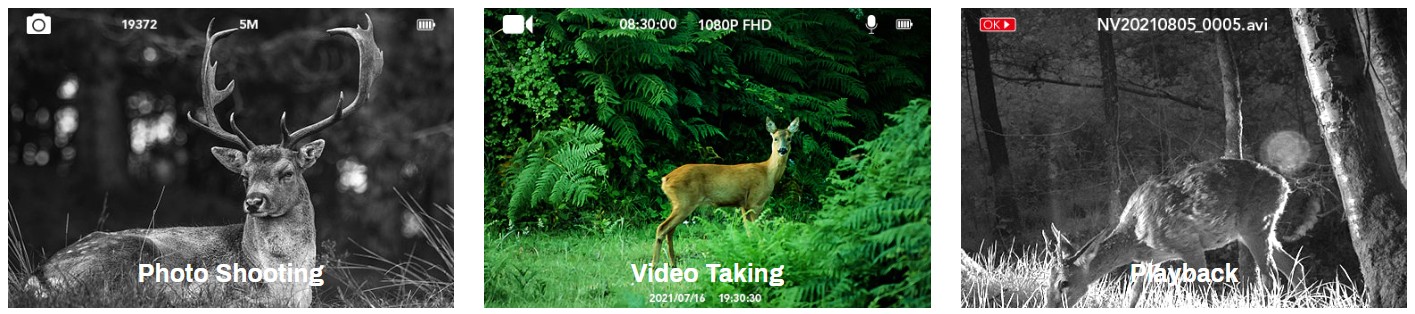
[961, 241, 1366, 308]
[7, 192, 452, 308]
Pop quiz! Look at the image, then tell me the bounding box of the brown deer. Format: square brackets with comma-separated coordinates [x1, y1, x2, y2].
[651, 117, 799, 268]
[1042, 159, 1305, 307]
[25, 15, 382, 307]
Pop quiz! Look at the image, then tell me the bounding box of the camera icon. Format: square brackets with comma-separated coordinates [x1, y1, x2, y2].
[27, 13, 52, 35]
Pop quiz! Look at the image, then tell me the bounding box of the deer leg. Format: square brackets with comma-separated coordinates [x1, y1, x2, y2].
[1238, 235, 1279, 290]
[1125, 273, 1147, 308]
[1244, 234, 1304, 288]
[1122, 255, 1205, 309]
[654, 203, 686, 267]
[651, 239, 664, 266]
[661, 210, 693, 268]
[652, 213, 674, 266]
[1178, 252, 1214, 307]
[740, 206, 754, 237]
[1269, 242, 1304, 286]
[1237, 245, 1257, 287]
[665, 229, 677, 268]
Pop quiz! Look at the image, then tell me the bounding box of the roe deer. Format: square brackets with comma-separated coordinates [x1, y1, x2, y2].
[1043, 159, 1305, 307]
[25, 15, 383, 307]
[651, 117, 799, 267]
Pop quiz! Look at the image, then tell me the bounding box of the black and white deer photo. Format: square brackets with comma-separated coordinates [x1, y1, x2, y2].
[8, 9, 452, 307]
[962, 8, 1405, 308]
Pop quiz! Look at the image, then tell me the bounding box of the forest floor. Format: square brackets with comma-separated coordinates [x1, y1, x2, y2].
[7, 199, 453, 308]
[485, 224, 704, 307]
[7, 278, 453, 308]
[485, 210, 757, 308]
[961, 242, 1367, 307]
[8, 243, 454, 308]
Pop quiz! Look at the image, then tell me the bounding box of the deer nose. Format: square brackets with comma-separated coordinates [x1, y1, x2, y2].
[778, 147, 789, 155]
[244, 194, 268, 213]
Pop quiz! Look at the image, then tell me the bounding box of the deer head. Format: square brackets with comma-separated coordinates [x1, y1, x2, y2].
[1043, 224, 1103, 307]
[765, 117, 800, 158]
[189, 14, 383, 217]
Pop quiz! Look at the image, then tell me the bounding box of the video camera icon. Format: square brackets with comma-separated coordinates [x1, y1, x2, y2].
[502, 15, 535, 35]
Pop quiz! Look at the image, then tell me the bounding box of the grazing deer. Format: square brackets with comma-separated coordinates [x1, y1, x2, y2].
[1043, 159, 1305, 307]
[651, 118, 800, 267]
[25, 15, 383, 307]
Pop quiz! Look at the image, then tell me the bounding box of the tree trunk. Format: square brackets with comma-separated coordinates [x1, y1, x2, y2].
[1217, 10, 1255, 276]
[1096, 8, 1124, 222]
[1291, 8, 1407, 308]
[1046, 124, 1062, 223]
[1214, 9, 1245, 159]
[1353, 8, 1406, 186]
[965, 8, 1019, 237]
[79, 51, 130, 190]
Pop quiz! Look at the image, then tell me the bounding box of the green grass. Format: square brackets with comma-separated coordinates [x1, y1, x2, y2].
[485, 219, 700, 307]
[961, 242, 1366, 308]
[485, 208, 790, 308]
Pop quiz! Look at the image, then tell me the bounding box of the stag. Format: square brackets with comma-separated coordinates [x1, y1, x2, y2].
[26, 14, 383, 307]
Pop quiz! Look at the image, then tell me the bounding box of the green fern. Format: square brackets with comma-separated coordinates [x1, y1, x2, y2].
[739, 45, 806, 87]
[681, 117, 726, 142]
[504, 123, 609, 227]
[621, 97, 680, 144]
[795, 99, 931, 307]
[486, 8, 931, 229]
[578, 71, 621, 106]
[595, 104, 643, 156]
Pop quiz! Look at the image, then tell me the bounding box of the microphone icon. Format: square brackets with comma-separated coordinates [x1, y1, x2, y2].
[866, 15, 877, 34]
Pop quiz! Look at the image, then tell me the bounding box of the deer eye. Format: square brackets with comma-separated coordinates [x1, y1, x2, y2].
[1058, 280, 1070, 290]
[280, 171, 295, 180]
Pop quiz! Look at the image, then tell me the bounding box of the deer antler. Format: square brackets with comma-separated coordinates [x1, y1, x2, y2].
[282, 13, 384, 148]
[187, 19, 254, 150]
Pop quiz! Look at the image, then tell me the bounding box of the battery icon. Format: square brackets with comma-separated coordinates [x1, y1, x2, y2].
[417, 19, 435, 31]
[895, 19, 913, 30]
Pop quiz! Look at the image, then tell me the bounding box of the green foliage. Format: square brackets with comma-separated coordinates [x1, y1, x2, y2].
[485, 8, 932, 307]
[692, 213, 820, 307]
[484, 9, 590, 161]
[559, 9, 688, 158]
[484, 247, 550, 306]
[793, 99, 932, 307]
[689, 100, 931, 307]
[485, 8, 930, 228]
[482, 99, 932, 308]
[501, 123, 609, 228]
[484, 226, 701, 308]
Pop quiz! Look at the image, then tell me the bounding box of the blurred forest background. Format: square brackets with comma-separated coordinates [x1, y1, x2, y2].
[484, 9, 930, 307]
[962, 8, 1406, 292]
[8, 8, 453, 306]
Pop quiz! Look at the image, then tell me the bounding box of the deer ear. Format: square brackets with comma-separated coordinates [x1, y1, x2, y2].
[765, 119, 777, 133]
[210, 147, 246, 174]
[1068, 233, 1104, 264]
[787, 118, 800, 133]
[298, 139, 326, 168]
